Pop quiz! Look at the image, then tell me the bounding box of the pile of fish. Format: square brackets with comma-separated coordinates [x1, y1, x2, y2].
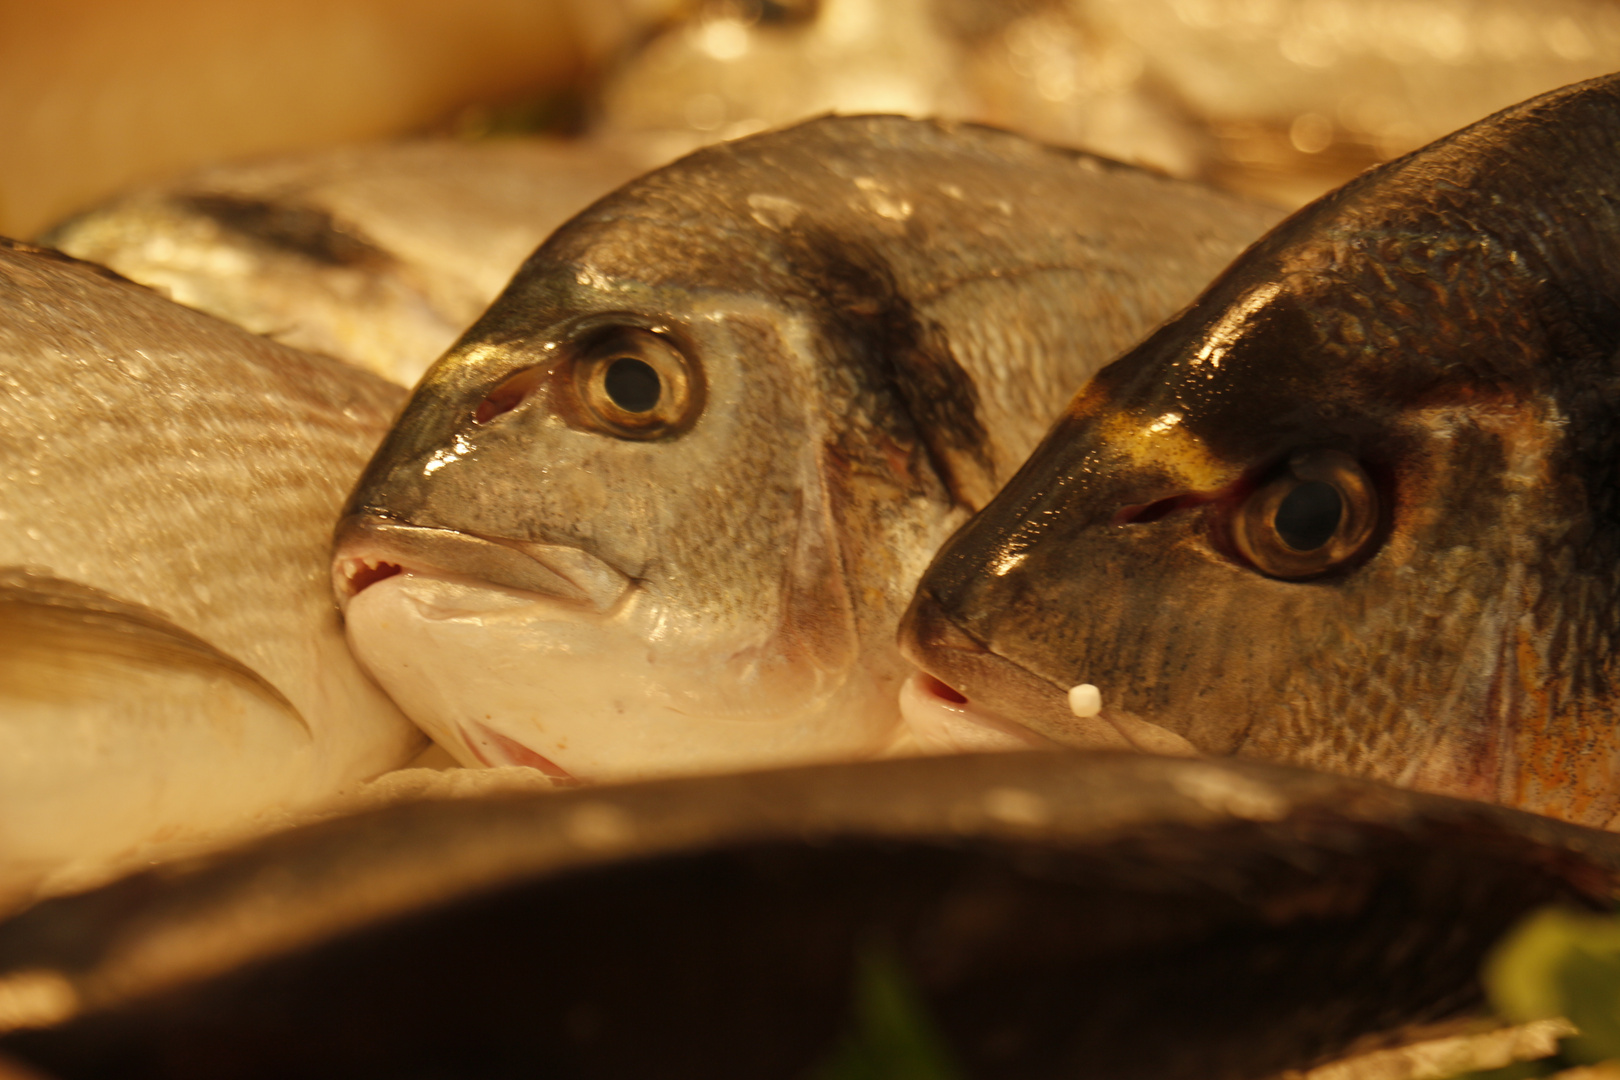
[903, 72, 1620, 828]
[43, 139, 649, 386]
[331, 115, 1280, 781]
[0, 240, 422, 906]
[7, 60, 1620, 1080]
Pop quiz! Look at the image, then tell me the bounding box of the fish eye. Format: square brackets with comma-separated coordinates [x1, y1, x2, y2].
[1230, 450, 1378, 579]
[573, 327, 700, 439]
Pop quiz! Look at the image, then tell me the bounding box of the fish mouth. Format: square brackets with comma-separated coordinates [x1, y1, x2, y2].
[332, 514, 634, 615]
[899, 593, 1136, 752]
[460, 720, 579, 784]
[898, 670, 1067, 754]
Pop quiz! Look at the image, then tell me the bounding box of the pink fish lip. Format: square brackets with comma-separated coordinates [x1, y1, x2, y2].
[899, 668, 1066, 753]
[899, 592, 1115, 748]
[331, 513, 633, 614]
[462, 721, 581, 784]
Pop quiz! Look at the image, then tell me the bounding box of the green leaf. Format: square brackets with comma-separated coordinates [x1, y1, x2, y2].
[1484, 907, 1620, 1066]
[810, 944, 966, 1080]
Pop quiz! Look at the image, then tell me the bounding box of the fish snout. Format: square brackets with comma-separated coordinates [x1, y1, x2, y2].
[899, 592, 1129, 749]
[331, 514, 633, 614]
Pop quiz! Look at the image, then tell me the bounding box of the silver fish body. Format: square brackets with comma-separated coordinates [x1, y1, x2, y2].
[0, 240, 422, 902]
[335, 115, 1282, 783]
[42, 139, 650, 386]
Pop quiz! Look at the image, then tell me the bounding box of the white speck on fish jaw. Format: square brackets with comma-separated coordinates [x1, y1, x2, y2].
[898, 670, 1070, 754]
[1068, 683, 1102, 718]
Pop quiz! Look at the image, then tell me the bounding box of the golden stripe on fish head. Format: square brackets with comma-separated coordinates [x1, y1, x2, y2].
[903, 75, 1620, 828]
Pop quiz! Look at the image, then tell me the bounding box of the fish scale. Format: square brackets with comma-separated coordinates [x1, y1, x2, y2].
[0, 240, 422, 903]
[335, 114, 1283, 782]
[901, 74, 1620, 828]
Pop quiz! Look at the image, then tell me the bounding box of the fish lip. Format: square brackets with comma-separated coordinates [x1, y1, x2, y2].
[899, 670, 1065, 753]
[461, 721, 581, 784]
[898, 592, 1120, 745]
[331, 513, 634, 615]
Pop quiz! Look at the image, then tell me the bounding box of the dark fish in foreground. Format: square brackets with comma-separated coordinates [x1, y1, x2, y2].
[333, 114, 1283, 783]
[42, 139, 649, 385]
[0, 239, 422, 904]
[902, 74, 1620, 828]
[0, 752, 1612, 1080]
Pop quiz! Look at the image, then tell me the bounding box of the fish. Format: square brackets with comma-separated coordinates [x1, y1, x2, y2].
[332, 114, 1284, 783]
[901, 74, 1620, 829]
[41, 139, 650, 385]
[0, 238, 423, 904]
[0, 752, 1611, 1080]
[599, 0, 1620, 210]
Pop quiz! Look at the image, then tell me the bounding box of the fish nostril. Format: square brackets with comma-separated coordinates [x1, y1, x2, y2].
[473, 367, 543, 425]
[1113, 493, 1192, 526]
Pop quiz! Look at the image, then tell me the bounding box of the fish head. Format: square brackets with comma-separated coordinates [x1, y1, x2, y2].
[903, 81, 1620, 823]
[335, 185, 971, 782]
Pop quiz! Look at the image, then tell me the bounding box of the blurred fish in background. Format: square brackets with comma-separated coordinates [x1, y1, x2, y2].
[14, 0, 1620, 384]
[599, 0, 1620, 206]
[43, 140, 648, 384]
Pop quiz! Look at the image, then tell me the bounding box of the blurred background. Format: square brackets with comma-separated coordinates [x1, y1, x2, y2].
[4, 0, 1620, 241]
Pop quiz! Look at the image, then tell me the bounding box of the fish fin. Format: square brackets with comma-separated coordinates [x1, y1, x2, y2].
[0, 568, 305, 731]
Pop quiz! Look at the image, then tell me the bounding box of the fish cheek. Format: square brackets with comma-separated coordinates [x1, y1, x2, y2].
[957, 512, 1258, 752]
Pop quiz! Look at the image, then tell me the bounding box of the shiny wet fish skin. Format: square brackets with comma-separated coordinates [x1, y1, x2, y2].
[337, 115, 1283, 782]
[42, 139, 649, 385]
[0, 239, 422, 900]
[903, 75, 1620, 828]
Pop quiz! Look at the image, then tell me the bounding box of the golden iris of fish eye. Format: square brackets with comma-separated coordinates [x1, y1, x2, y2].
[1230, 449, 1378, 579]
[571, 326, 699, 439]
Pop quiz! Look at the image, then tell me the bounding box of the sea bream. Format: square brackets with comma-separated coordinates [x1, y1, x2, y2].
[334, 115, 1282, 783]
[0, 239, 422, 904]
[902, 74, 1620, 828]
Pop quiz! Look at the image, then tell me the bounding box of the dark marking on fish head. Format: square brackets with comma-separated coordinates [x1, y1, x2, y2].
[176, 193, 391, 269]
[344, 123, 997, 646]
[907, 74, 1620, 824]
[768, 221, 996, 512]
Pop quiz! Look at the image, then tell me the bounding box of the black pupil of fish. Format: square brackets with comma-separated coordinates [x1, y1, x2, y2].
[603, 357, 661, 413]
[1273, 480, 1343, 551]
